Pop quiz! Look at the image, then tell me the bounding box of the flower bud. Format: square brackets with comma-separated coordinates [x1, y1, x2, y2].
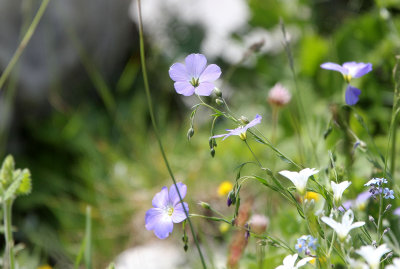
[210, 148, 216, 157]
[369, 215, 375, 223]
[199, 201, 211, 210]
[239, 116, 249, 125]
[383, 228, 390, 234]
[227, 191, 236, 207]
[214, 87, 222, 97]
[215, 98, 224, 106]
[267, 83, 291, 107]
[385, 204, 392, 212]
[187, 127, 194, 140]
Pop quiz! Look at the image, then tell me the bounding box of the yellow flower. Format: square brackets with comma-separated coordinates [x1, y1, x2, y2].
[218, 181, 233, 197]
[219, 222, 230, 233]
[304, 191, 320, 202]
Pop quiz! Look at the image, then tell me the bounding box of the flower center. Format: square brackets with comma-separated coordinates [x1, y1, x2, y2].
[190, 77, 200, 87]
[343, 74, 352, 83]
[167, 206, 174, 216]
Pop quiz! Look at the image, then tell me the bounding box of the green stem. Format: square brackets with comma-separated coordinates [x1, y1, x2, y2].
[0, 0, 51, 90]
[377, 194, 384, 244]
[136, 1, 207, 268]
[3, 199, 15, 269]
[244, 140, 262, 167]
[84, 206, 92, 269]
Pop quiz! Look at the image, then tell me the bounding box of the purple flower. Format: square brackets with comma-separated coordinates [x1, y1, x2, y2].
[169, 53, 221, 96]
[212, 114, 262, 141]
[345, 85, 361, 106]
[320, 61, 372, 106]
[145, 183, 189, 239]
[320, 62, 372, 82]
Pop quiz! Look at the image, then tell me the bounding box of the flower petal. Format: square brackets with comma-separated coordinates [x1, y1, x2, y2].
[353, 63, 372, 78]
[169, 182, 187, 206]
[152, 186, 169, 208]
[169, 63, 189, 82]
[195, 81, 215, 96]
[145, 208, 165, 230]
[174, 81, 195, 96]
[246, 114, 262, 129]
[199, 64, 221, 82]
[350, 221, 365, 230]
[296, 257, 314, 267]
[153, 215, 174, 239]
[321, 216, 341, 231]
[171, 202, 189, 223]
[320, 62, 347, 75]
[185, 53, 207, 78]
[345, 85, 361, 106]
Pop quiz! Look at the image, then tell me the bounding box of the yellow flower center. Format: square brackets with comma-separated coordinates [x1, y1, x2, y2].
[343, 74, 352, 83]
[167, 206, 174, 216]
[239, 132, 247, 141]
[304, 191, 320, 202]
[190, 77, 200, 87]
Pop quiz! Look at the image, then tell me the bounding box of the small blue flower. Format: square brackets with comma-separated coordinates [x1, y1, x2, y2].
[295, 235, 317, 254]
[383, 188, 395, 200]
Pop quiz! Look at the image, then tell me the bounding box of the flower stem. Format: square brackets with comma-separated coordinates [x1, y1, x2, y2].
[377, 194, 384, 244]
[0, 0, 51, 90]
[244, 140, 262, 168]
[3, 199, 15, 269]
[136, 2, 207, 268]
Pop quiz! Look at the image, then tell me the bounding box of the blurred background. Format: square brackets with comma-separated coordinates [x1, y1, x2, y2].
[1, 0, 400, 268]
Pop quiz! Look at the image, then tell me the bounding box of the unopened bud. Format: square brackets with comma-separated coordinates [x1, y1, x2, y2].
[227, 191, 236, 207]
[239, 116, 249, 125]
[372, 240, 377, 247]
[383, 228, 390, 234]
[199, 201, 211, 210]
[214, 87, 222, 97]
[244, 223, 250, 240]
[369, 215, 375, 223]
[187, 128, 194, 140]
[210, 148, 215, 157]
[385, 204, 392, 212]
[215, 98, 224, 106]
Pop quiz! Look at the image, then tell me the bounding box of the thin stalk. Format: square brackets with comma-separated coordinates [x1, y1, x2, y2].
[3, 199, 15, 269]
[0, 0, 51, 90]
[244, 140, 262, 167]
[84, 206, 92, 269]
[377, 194, 384, 244]
[136, 1, 207, 268]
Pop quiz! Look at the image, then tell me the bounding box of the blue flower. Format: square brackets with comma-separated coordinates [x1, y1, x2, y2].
[383, 188, 395, 200]
[212, 114, 262, 141]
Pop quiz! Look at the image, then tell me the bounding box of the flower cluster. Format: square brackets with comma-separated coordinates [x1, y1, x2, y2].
[364, 178, 395, 200]
[295, 235, 317, 255]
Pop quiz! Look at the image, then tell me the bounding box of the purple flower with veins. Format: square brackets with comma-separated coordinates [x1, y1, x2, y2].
[320, 61, 372, 106]
[212, 114, 262, 141]
[145, 183, 189, 239]
[169, 53, 221, 96]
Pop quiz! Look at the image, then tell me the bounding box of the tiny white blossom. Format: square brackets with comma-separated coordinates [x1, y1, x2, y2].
[356, 244, 391, 269]
[385, 258, 400, 269]
[279, 168, 319, 195]
[275, 254, 313, 269]
[331, 181, 351, 206]
[321, 209, 365, 241]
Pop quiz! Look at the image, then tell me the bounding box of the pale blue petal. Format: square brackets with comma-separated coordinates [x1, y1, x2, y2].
[169, 63, 189, 82]
[199, 64, 221, 82]
[171, 202, 189, 223]
[169, 182, 187, 206]
[185, 53, 207, 78]
[174, 81, 195, 96]
[320, 62, 347, 75]
[152, 186, 169, 208]
[195, 81, 215, 96]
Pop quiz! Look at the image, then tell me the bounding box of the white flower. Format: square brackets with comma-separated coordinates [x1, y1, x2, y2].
[276, 254, 313, 269]
[331, 181, 351, 205]
[321, 209, 365, 241]
[356, 244, 391, 269]
[348, 258, 369, 269]
[279, 168, 319, 195]
[385, 258, 400, 269]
